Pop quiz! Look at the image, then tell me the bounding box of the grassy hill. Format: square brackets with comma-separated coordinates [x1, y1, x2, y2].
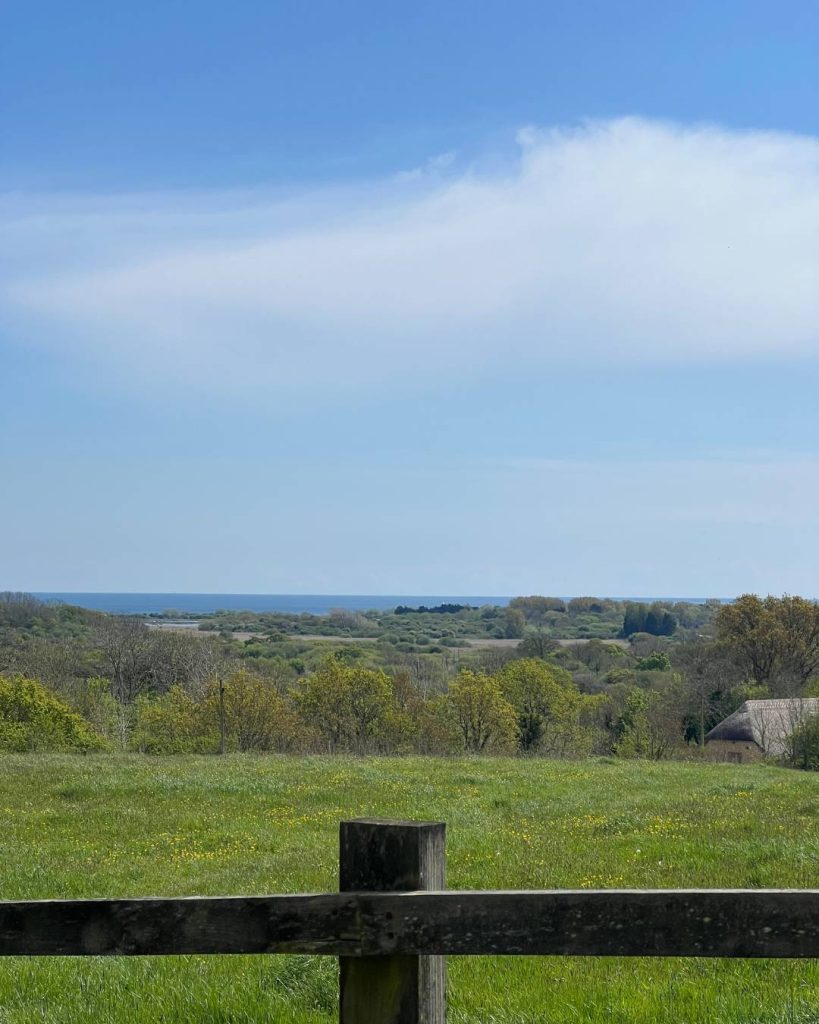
[1, 754, 818, 1022]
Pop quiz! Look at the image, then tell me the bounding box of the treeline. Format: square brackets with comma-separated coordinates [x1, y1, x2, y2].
[4, 592, 819, 766]
[394, 604, 470, 615]
[0, 656, 689, 759]
[502, 595, 715, 641]
[195, 595, 718, 644]
[0, 658, 588, 755]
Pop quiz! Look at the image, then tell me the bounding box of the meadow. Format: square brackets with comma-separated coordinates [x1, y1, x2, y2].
[2, 755, 819, 1023]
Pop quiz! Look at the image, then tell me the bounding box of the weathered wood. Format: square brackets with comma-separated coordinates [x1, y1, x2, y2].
[347, 888, 819, 958]
[339, 819, 446, 1024]
[5, 889, 819, 959]
[0, 893, 358, 957]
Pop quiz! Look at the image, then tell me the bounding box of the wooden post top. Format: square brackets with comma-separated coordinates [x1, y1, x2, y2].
[339, 820, 446, 893]
[342, 819, 446, 828]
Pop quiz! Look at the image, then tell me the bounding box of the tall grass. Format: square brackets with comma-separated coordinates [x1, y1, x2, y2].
[1, 754, 819, 1022]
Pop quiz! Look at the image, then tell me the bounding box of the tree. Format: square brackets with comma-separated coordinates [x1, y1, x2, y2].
[144, 629, 225, 698]
[95, 617, 153, 703]
[623, 603, 676, 638]
[674, 640, 742, 746]
[68, 676, 129, 748]
[613, 681, 685, 760]
[295, 657, 395, 752]
[568, 597, 607, 615]
[96, 617, 228, 703]
[570, 640, 625, 674]
[716, 595, 780, 685]
[503, 608, 526, 639]
[777, 596, 819, 687]
[789, 715, 819, 770]
[517, 629, 558, 660]
[328, 608, 369, 631]
[1, 635, 96, 695]
[203, 670, 307, 752]
[635, 651, 672, 672]
[716, 594, 819, 693]
[497, 658, 586, 755]
[509, 596, 566, 623]
[446, 670, 516, 753]
[623, 603, 645, 637]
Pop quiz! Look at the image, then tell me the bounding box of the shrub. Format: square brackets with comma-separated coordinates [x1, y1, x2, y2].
[635, 652, 672, 672]
[0, 675, 107, 752]
[789, 716, 819, 770]
[131, 686, 213, 754]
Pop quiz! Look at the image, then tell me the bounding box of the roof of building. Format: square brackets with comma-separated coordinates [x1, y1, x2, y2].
[705, 698, 819, 756]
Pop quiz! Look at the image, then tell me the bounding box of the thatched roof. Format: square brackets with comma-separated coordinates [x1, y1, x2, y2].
[706, 698, 819, 756]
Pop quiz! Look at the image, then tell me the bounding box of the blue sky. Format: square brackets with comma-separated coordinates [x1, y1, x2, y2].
[3, 1, 819, 595]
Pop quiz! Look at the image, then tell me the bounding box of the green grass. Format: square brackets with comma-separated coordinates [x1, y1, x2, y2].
[2, 754, 819, 1022]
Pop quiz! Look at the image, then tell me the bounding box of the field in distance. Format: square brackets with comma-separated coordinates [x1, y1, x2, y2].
[2, 754, 819, 1023]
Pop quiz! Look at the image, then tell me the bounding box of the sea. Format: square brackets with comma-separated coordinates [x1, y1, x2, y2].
[31, 593, 718, 615]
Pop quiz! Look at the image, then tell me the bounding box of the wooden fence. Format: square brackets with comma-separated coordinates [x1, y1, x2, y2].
[3, 819, 819, 1022]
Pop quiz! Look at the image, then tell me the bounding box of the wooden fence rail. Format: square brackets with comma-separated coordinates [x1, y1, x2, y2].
[2, 819, 818, 1023]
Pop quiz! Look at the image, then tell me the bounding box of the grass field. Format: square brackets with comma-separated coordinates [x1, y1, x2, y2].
[2, 754, 819, 1023]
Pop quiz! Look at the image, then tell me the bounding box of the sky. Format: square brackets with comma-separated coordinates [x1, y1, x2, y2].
[3, 0, 819, 596]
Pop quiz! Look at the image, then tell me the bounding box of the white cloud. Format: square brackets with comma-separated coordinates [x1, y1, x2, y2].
[4, 117, 819, 400]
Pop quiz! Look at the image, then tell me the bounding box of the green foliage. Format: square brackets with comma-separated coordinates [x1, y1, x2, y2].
[0, 593, 98, 640]
[196, 595, 657, 646]
[568, 596, 609, 616]
[604, 667, 639, 687]
[10, 596, 815, 764]
[503, 607, 526, 639]
[395, 603, 470, 615]
[716, 594, 819, 691]
[203, 671, 308, 752]
[509, 596, 567, 621]
[294, 656, 396, 752]
[69, 676, 131, 749]
[0, 675, 107, 752]
[128, 671, 312, 755]
[131, 685, 212, 754]
[635, 651, 672, 672]
[497, 658, 590, 755]
[446, 669, 517, 753]
[612, 681, 684, 760]
[623, 602, 676, 638]
[612, 689, 654, 758]
[786, 712, 819, 770]
[789, 716, 819, 770]
[517, 628, 558, 660]
[411, 694, 462, 754]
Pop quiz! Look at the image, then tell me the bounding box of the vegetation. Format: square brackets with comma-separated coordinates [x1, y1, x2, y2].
[180, 594, 712, 644]
[0, 675, 107, 753]
[3, 754, 819, 1022]
[622, 601, 678, 637]
[716, 594, 819, 692]
[5, 591, 819, 766]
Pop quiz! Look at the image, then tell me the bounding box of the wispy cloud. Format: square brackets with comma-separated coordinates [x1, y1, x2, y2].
[4, 117, 819, 401]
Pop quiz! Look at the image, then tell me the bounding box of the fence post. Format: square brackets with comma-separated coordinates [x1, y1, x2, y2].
[339, 819, 446, 1024]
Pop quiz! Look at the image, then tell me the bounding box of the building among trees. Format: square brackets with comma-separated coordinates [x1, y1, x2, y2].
[705, 698, 819, 763]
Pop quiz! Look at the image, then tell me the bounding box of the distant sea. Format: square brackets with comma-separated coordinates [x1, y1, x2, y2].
[31, 593, 718, 615]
